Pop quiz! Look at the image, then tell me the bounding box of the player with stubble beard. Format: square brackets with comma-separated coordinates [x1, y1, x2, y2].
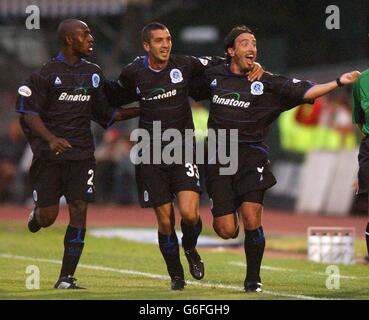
[106, 22, 264, 290]
[190, 25, 360, 292]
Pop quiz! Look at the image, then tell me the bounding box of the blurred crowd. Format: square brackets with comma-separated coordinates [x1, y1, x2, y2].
[278, 89, 358, 154]
[0, 88, 361, 206]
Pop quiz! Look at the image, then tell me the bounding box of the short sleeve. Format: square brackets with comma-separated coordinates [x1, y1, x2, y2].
[15, 71, 49, 115]
[270, 75, 315, 110]
[188, 56, 225, 78]
[352, 78, 365, 124]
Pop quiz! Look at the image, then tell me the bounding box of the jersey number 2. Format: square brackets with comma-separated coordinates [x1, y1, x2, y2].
[87, 169, 94, 186]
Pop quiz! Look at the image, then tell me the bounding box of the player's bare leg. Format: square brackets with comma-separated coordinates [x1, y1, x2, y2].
[239, 201, 264, 293]
[177, 191, 204, 280]
[155, 202, 175, 235]
[177, 191, 200, 226]
[154, 202, 185, 290]
[55, 200, 87, 289]
[69, 200, 87, 228]
[28, 204, 59, 232]
[213, 213, 239, 239]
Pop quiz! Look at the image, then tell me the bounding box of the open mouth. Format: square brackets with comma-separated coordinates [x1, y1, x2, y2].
[245, 54, 254, 63]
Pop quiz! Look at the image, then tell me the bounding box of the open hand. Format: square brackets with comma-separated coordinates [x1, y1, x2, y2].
[49, 137, 72, 155]
[339, 71, 361, 85]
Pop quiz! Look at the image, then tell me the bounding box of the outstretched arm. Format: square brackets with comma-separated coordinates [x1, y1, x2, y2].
[303, 71, 361, 100]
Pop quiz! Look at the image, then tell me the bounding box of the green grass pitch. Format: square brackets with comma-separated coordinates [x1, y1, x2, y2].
[0, 222, 368, 300]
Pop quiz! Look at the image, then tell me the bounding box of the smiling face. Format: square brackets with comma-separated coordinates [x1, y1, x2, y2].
[227, 32, 257, 74]
[143, 28, 172, 65]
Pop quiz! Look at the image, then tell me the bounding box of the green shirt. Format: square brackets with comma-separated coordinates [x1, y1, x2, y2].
[352, 68, 369, 135]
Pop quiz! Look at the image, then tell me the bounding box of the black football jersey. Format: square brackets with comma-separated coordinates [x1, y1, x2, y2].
[190, 64, 314, 143]
[15, 53, 116, 160]
[108, 55, 225, 141]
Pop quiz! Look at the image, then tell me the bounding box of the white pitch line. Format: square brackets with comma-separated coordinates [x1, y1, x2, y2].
[229, 261, 367, 280]
[0, 253, 338, 300]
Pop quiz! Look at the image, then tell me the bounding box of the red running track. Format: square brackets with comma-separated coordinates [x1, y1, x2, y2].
[0, 205, 366, 238]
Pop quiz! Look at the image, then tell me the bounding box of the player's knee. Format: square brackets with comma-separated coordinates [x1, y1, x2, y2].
[244, 220, 260, 230]
[181, 213, 198, 226]
[179, 207, 198, 226]
[38, 207, 58, 228]
[158, 220, 173, 235]
[69, 200, 87, 214]
[213, 224, 237, 240]
[243, 214, 261, 230]
[69, 200, 87, 228]
[39, 216, 57, 228]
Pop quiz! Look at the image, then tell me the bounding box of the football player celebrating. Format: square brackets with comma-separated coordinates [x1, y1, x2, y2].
[190, 25, 360, 292]
[16, 19, 138, 289]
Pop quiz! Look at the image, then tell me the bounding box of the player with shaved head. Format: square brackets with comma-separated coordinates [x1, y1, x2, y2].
[15, 19, 138, 289]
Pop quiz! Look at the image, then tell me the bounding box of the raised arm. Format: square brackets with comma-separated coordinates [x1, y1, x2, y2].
[303, 71, 361, 100]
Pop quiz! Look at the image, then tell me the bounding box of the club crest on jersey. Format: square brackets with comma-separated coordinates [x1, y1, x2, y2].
[210, 79, 217, 87]
[54, 77, 62, 86]
[250, 81, 264, 95]
[198, 58, 209, 66]
[170, 68, 183, 84]
[18, 85, 32, 97]
[92, 73, 100, 88]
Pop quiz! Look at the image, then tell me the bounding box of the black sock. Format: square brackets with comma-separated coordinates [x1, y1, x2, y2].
[60, 225, 86, 278]
[181, 218, 202, 251]
[158, 231, 183, 279]
[244, 227, 265, 283]
[365, 222, 369, 256]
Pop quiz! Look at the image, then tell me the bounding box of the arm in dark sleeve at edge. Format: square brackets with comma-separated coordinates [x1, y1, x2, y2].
[189, 55, 226, 78]
[93, 75, 140, 129]
[189, 75, 211, 102]
[104, 79, 137, 108]
[15, 71, 58, 142]
[104, 65, 138, 108]
[16, 71, 48, 116]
